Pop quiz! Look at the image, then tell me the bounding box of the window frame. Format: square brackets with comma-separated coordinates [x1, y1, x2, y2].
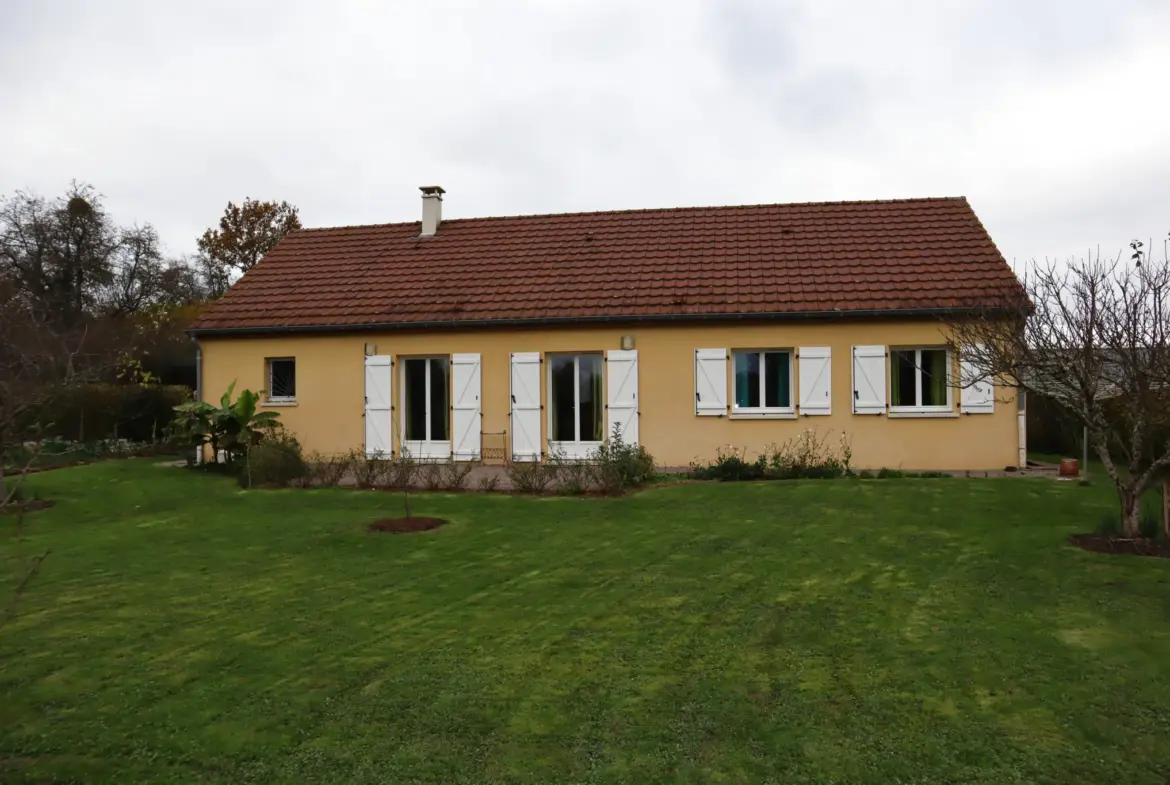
[730, 349, 795, 416]
[265, 357, 297, 404]
[889, 346, 953, 413]
[546, 352, 604, 457]
[400, 355, 451, 449]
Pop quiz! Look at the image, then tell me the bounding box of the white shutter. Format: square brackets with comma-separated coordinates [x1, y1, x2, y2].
[798, 346, 831, 415]
[510, 352, 542, 462]
[960, 346, 995, 414]
[452, 353, 482, 459]
[606, 349, 638, 445]
[852, 345, 886, 415]
[695, 349, 728, 416]
[364, 355, 393, 456]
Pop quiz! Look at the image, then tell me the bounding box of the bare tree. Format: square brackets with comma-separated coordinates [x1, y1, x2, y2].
[0, 283, 112, 502]
[0, 183, 117, 326]
[948, 239, 1170, 537]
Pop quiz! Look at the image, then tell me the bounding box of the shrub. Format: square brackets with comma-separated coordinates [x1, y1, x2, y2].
[352, 452, 386, 489]
[382, 453, 419, 490]
[692, 429, 849, 482]
[857, 469, 875, 479]
[1096, 512, 1121, 536]
[32, 383, 190, 443]
[877, 467, 905, 479]
[476, 473, 501, 492]
[307, 450, 357, 487]
[438, 456, 475, 491]
[242, 431, 308, 488]
[691, 446, 763, 482]
[420, 462, 444, 491]
[589, 426, 656, 494]
[549, 447, 594, 495]
[173, 382, 280, 467]
[507, 459, 556, 494]
[1139, 509, 1161, 539]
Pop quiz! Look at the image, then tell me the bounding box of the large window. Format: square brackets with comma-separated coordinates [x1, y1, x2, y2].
[733, 350, 792, 413]
[549, 354, 603, 443]
[891, 348, 950, 410]
[403, 357, 449, 441]
[267, 358, 296, 402]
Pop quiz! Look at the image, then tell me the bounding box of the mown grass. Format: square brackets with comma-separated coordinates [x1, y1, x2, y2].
[2, 461, 1170, 783]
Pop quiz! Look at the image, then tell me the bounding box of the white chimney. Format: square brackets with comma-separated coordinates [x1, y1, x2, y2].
[419, 185, 445, 236]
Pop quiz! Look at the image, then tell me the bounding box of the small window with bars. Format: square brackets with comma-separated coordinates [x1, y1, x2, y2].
[267, 358, 296, 402]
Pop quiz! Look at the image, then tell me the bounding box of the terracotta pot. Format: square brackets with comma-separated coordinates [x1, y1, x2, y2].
[1059, 458, 1079, 477]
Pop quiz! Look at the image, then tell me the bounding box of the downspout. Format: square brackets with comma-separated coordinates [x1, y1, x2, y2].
[192, 336, 203, 465]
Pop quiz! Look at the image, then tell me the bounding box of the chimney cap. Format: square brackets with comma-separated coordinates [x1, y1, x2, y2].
[419, 185, 446, 197]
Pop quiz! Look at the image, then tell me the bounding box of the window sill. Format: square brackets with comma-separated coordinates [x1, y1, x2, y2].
[888, 409, 959, 419]
[263, 400, 298, 407]
[729, 411, 797, 420]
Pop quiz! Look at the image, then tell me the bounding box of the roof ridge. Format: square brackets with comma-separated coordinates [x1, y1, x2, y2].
[295, 195, 971, 234]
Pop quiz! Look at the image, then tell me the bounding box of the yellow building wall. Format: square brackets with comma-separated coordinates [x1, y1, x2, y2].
[197, 319, 1021, 471]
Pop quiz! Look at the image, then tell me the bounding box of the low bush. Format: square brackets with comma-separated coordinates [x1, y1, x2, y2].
[551, 451, 595, 495]
[691, 429, 849, 482]
[242, 431, 308, 488]
[420, 462, 444, 491]
[590, 426, 656, 494]
[352, 452, 386, 489]
[506, 459, 557, 494]
[307, 450, 357, 487]
[438, 457, 475, 491]
[382, 453, 419, 490]
[476, 473, 501, 492]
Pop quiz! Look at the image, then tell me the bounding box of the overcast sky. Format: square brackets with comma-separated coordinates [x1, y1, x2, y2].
[2, 0, 1168, 269]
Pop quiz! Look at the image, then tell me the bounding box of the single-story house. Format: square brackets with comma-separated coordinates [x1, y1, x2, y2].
[188, 187, 1028, 470]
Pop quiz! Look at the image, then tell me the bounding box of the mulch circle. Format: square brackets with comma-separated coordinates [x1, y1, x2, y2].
[367, 516, 446, 534]
[1069, 534, 1170, 559]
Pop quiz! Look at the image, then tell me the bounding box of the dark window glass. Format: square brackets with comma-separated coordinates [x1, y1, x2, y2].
[920, 349, 947, 406]
[579, 354, 603, 441]
[550, 355, 575, 441]
[892, 350, 916, 407]
[764, 352, 789, 408]
[269, 359, 295, 399]
[734, 352, 760, 408]
[404, 359, 427, 440]
[429, 358, 449, 440]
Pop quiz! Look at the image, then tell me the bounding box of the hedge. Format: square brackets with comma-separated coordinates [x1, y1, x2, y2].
[34, 383, 192, 443]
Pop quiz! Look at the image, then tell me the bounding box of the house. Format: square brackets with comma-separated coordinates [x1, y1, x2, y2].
[188, 187, 1028, 470]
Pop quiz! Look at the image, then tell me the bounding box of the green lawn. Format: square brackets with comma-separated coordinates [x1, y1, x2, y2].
[2, 462, 1170, 784]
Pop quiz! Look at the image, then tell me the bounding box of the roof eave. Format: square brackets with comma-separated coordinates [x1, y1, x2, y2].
[187, 305, 1018, 338]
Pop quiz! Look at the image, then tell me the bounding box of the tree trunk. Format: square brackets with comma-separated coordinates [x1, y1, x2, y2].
[1121, 486, 1142, 538]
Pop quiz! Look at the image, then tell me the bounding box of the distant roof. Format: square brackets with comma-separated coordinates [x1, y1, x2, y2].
[189, 196, 1026, 334]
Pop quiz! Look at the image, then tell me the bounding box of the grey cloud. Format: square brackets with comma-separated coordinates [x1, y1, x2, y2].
[0, 0, 1165, 268]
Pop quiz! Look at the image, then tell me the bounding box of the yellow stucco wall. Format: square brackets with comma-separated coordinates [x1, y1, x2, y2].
[198, 319, 1021, 470]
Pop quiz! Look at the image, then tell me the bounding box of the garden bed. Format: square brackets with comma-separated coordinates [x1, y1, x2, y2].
[1068, 533, 1170, 559]
[367, 516, 446, 534]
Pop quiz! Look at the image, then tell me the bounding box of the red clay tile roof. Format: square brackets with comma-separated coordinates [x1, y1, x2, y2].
[189, 197, 1025, 333]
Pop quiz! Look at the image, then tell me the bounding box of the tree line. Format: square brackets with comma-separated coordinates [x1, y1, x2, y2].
[0, 181, 302, 492]
[0, 181, 300, 326]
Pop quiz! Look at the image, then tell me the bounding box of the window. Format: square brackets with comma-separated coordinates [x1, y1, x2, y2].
[403, 357, 449, 441]
[549, 354, 603, 443]
[267, 358, 296, 402]
[733, 350, 792, 412]
[891, 348, 950, 410]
